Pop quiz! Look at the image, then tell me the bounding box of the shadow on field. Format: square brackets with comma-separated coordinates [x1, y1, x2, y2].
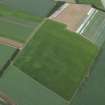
[92, 5, 105, 12]
[75, 0, 79, 3]
[75, 0, 105, 12]
[0, 49, 19, 77]
[47, 1, 65, 17]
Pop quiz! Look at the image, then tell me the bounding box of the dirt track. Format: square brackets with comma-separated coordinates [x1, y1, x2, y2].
[0, 91, 16, 105]
[0, 37, 23, 49]
[50, 4, 91, 32]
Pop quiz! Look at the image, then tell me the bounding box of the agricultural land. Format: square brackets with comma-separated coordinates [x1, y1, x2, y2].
[0, 0, 105, 105]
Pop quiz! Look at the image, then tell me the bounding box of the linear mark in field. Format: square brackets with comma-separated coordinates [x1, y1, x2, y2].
[24, 18, 47, 47]
[76, 8, 98, 34]
[0, 17, 34, 28]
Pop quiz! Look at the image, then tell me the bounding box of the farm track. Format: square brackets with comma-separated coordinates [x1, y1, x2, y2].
[0, 37, 23, 49]
[0, 91, 16, 105]
[24, 18, 47, 47]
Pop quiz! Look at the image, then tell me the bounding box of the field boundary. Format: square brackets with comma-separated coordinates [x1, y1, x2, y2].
[12, 19, 48, 66]
[24, 18, 47, 47]
[14, 65, 68, 103]
[69, 49, 99, 105]
[0, 49, 19, 76]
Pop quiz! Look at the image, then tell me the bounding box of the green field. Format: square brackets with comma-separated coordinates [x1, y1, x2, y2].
[1, 0, 56, 17]
[0, 16, 37, 43]
[0, 5, 43, 43]
[0, 45, 15, 71]
[14, 20, 98, 100]
[82, 10, 105, 47]
[0, 4, 43, 22]
[0, 65, 67, 105]
[70, 42, 105, 105]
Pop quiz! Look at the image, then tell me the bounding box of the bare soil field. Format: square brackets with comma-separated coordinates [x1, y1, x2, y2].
[50, 3, 91, 32]
[0, 37, 23, 49]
